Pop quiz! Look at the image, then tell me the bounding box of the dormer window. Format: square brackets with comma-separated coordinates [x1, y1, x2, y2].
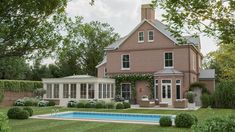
[121, 54, 130, 70]
[148, 30, 154, 42]
[138, 31, 144, 43]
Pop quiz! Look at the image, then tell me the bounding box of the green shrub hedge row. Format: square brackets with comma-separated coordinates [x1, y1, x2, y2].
[7, 107, 33, 120]
[0, 80, 42, 92]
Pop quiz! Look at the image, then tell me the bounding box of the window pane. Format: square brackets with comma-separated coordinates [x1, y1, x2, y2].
[138, 32, 144, 41]
[88, 84, 94, 99]
[176, 85, 181, 99]
[46, 84, 52, 98]
[167, 85, 171, 98]
[111, 84, 114, 98]
[63, 84, 69, 98]
[80, 83, 87, 99]
[103, 84, 107, 98]
[176, 80, 181, 84]
[54, 84, 59, 98]
[99, 84, 102, 98]
[107, 84, 110, 98]
[165, 53, 173, 67]
[162, 85, 166, 98]
[70, 84, 76, 98]
[162, 80, 171, 83]
[121, 84, 131, 100]
[148, 31, 154, 41]
[155, 85, 158, 98]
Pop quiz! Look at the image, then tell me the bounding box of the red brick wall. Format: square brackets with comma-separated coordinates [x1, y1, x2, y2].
[0, 91, 34, 106]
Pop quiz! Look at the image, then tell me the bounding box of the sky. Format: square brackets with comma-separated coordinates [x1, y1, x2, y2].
[43, 0, 218, 64]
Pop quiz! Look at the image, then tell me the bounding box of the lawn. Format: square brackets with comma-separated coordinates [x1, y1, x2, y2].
[0, 107, 234, 132]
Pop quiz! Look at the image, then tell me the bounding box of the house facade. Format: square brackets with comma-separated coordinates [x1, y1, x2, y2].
[96, 4, 215, 105]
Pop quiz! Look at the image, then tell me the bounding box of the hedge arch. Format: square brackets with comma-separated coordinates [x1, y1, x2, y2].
[189, 82, 210, 94]
[113, 74, 154, 103]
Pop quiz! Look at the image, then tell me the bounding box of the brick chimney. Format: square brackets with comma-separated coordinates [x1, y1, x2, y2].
[141, 4, 155, 22]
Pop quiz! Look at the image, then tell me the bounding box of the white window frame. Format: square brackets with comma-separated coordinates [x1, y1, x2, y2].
[138, 31, 144, 43]
[164, 52, 174, 68]
[161, 79, 172, 99]
[176, 80, 181, 99]
[121, 83, 131, 100]
[53, 84, 59, 98]
[121, 54, 130, 70]
[148, 30, 154, 42]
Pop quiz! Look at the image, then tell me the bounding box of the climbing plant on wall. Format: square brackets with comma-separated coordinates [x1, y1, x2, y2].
[113, 74, 154, 103]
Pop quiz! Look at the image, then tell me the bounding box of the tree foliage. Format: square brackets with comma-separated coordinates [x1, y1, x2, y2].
[151, 0, 235, 44]
[0, 0, 67, 58]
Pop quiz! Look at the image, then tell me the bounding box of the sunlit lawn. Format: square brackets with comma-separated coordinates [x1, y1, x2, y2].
[0, 106, 234, 132]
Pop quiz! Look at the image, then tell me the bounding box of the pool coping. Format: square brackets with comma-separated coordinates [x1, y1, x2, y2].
[31, 111, 176, 125]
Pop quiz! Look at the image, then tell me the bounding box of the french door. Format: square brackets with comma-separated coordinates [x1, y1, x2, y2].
[161, 80, 172, 105]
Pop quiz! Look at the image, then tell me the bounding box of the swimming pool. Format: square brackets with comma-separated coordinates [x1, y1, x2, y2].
[32, 111, 175, 125]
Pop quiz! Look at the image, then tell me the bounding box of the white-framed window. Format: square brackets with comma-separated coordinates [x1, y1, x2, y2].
[111, 84, 114, 98]
[164, 52, 173, 68]
[176, 80, 181, 99]
[138, 31, 144, 43]
[88, 84, 94, 99]
[107, 84, 110, 98]
[80, 83, 87, 99]
[53, 84, 59, 98]
[155, 80, 158, 98]
[148, 30, 154, 42]
[63, 84, 69, 98]
[103, 84, 107, 98]
[46, 84, 52, 98]
[70, 84, 76, 98]
[121, 54, 130, 70]
[121, 83, 131, 100]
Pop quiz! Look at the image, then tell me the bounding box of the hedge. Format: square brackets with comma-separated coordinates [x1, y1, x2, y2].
[0, 80, 42, 92]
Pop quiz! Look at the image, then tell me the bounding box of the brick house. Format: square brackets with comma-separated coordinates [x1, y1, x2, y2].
[96, 4, 215, 106]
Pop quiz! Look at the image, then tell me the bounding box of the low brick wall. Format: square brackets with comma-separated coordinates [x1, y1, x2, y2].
[0, 91, 34, 106]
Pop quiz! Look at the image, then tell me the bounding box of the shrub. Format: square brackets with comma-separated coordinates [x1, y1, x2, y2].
[114, 95, 125, 102]
[212, 80, 235, 108]
[77, 102, 85, 108]
[186, 91, 195, 103]
[123, 102, 131, 109]
[24, 100, 33, 106]
[95, 101, 105, 109]
[84, 101, 96, 108]
[23, 107, 33, 116]
[115, 102, 124, 109]
[0, 112, 10, 132]
[17, 110, 29, 120]
[67, 100, 77, 108]
[7, 107, 22, 119]
[106, 102, 115, 109]
[48, 101, 56, 106]
[0, 80, 42, 92]
[14, 99, 25, 106]
[175, 113, 195, 128]
[160, 116, 172, 127]
[38, 100, 48, 107]
[193, 115, 235, 132]
[0, 89, 4, 103]
[201, 93, 211, 108]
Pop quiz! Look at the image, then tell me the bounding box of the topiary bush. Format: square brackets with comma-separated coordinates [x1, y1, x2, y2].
[24, 100, 33, 106]
[175, 113, 195, 128]
[186, 91, 195, 103]
[0, 112, 10, 132]
[14, 99, 25, 106]
[23, 107, 33, 116]
[123, 102, 131, 109]
[115, 102, 124, 109]
[48, 101, 56, 106]
[17, 110, 29, 120]
[159, 116, 172, 127]
[7, 107, 22, 119]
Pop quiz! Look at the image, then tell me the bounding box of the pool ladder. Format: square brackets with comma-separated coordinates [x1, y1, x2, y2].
[51, 108, 59, 116]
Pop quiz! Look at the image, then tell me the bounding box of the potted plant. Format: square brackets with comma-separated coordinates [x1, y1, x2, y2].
[187, 91, 196, 109]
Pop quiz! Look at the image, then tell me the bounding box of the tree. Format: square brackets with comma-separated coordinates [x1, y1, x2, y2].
[151, 0, 235, 44]
[0, 57, 31, 80]
[56, 18, 119, 76]
[0, 0, 67, 58]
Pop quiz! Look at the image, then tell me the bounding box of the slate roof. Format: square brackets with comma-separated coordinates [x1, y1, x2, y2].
[199, 69, 215, 79]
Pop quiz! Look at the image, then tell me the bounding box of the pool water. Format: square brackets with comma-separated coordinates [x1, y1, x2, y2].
[51, 112, 171, 123]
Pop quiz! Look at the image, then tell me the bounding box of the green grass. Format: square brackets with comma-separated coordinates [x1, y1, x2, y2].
[0, 107, 234, 132]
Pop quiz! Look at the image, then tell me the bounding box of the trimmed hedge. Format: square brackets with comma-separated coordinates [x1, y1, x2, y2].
[189, 82, 209, 94]
[159, 116, 172, 127]
[7, 107, 30, 120]
[23, 107, 33, 116]
[175, 113, 197, 128]
[0, 80, 42, 92]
